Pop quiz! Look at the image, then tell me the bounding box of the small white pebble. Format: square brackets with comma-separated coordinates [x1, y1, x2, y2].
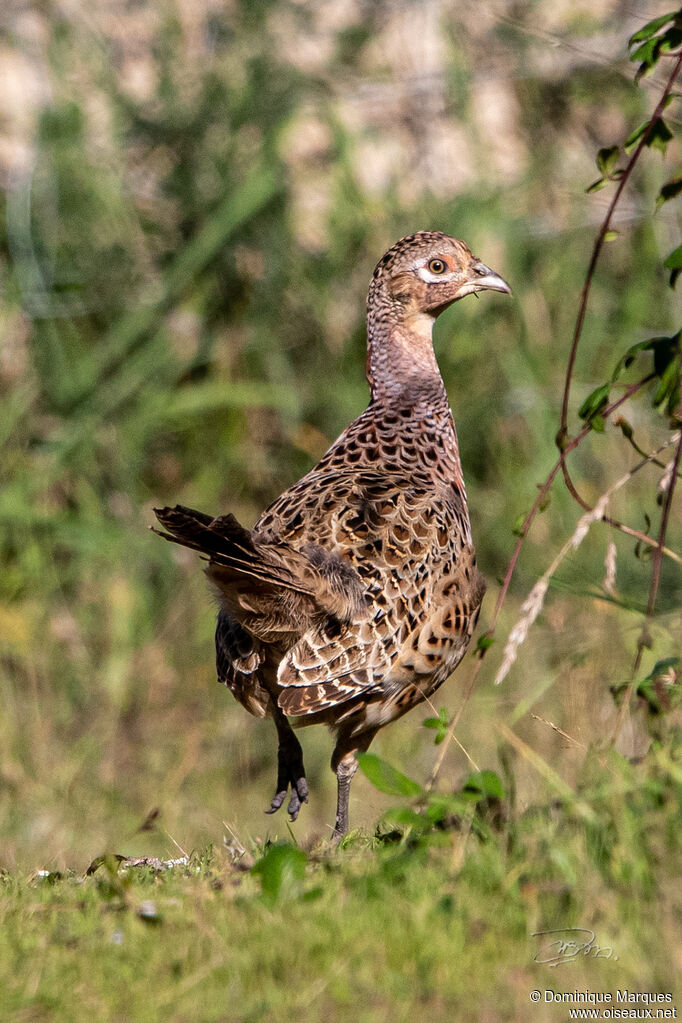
[138, 900, 159, 920]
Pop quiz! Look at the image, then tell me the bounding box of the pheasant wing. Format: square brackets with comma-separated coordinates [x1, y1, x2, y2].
[272, 472, 483, 717]
[154, 504, 368, 637]
[215, 608, 270, 717]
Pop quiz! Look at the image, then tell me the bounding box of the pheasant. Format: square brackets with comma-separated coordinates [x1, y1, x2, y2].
[154, 231, 510, 837]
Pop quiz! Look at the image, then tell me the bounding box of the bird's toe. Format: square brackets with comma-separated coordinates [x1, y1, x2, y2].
[287, 777, 309, 821]
[265, 775, 308, 820]
[265, 790, 287, 815]
[296, 777, 309, 804]
[287, 788, 301, 820]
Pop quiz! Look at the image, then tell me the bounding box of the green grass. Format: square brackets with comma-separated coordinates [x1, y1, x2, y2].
[1, 737, 680, 1022]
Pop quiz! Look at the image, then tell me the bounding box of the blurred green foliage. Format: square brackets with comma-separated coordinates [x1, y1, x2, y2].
[0, 0, 680, 877]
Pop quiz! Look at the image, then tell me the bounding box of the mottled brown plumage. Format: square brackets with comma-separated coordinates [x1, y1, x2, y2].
[154, 231, 510, 836]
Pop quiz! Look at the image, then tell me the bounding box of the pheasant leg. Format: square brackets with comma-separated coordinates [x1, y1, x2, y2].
[332, 753, 357, 838]
[265, 709, 308, 821]
[331, 728, 377, 838]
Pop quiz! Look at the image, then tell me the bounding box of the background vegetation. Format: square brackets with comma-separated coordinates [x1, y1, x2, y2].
[0, 0, 680, 1019]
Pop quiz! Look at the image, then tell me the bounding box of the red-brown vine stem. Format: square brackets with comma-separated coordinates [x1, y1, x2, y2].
[557, 52, 682, 552]
[646, 427, 682, 618]
[611, 426, 682, 744]
[488, 374, 654, 636]
[557, 51, 682, 454]
[558, 453, 680, 561]
[489, 50, 682, 640]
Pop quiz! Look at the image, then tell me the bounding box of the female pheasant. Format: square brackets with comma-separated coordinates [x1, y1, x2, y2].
[154, 232, 510, 836]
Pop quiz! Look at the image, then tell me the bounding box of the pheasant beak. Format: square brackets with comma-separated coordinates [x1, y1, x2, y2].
[463, 262, 512, 298]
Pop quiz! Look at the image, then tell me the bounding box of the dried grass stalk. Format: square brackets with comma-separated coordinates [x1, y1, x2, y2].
[603, 538, 617, 596]
[495, 438, 679, 685]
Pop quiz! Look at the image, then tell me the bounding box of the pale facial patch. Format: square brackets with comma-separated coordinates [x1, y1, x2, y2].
[414, 262, 459, 285]
[449, 281, 480, 298]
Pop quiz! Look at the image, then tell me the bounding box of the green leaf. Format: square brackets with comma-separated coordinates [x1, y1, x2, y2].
[425, 793, 468, 822]
[604, 230, 619, 242]
[664, 244, 682, 270]
[653, 355, 681, 414]
[585, 177, 607, 194]
[652, 333, 680, 377]
[612, 332, 680, 384]
[357, 753, 423, 798]
[251, 843, 307, 905]
[511, 511, 527, 536]
[462, 770, 505, 801]
[476, 634, 494, 654]
[86, 853, 126, 877]
[648, 657, 680, 678]
[629, 37, 660, 67]
[628, 11, 678, 47]
[616, 416, 633, 439]
[612, 339, 655, 379]
[624, 118, 655, 153]
[660, 26, 682, 53]
[634, 61, 655, 84]
[656, 175, 682, 210]
[578, 382, 610, 421]
[596, 145, 620, 176]
[663, 248, 682, 285]
[423, 712, 449, 744]
[649, 118, 673, 155]
[381, 807, 432, 833]
[624, 117, 674, 154]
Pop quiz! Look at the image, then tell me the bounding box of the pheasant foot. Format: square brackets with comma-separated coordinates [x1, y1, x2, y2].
[265, 773, 309, 820]
[265, 710, 309, 821]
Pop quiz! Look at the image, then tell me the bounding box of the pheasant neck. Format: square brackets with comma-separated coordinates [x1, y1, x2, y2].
[366, 306, 447, 406]
[364, 294, 466, 491]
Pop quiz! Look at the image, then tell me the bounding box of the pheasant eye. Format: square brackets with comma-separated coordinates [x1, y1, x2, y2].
[427, 258, 447, 275]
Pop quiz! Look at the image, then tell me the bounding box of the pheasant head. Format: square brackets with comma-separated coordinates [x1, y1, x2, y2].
[366, 231, 510, 400]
